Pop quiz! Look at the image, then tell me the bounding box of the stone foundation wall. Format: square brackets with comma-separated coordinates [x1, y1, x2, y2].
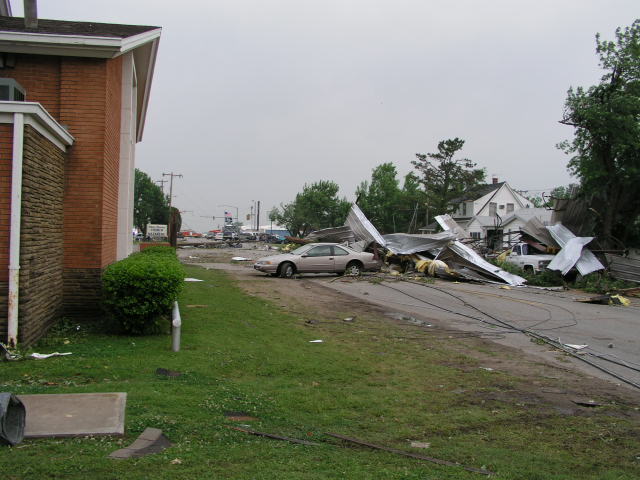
[12, 125, 65, 346]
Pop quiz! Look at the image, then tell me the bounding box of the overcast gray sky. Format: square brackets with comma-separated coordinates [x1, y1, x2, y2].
[24, 1, 640, 232]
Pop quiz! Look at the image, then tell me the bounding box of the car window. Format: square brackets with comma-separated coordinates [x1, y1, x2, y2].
[291, 245, 312, 255]
[306, 245, 333, 257]
[333, 246, 349, 256]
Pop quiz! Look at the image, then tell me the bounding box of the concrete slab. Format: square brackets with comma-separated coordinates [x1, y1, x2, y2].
[18, 392, 126, 438]
[109, 427, 172, 459]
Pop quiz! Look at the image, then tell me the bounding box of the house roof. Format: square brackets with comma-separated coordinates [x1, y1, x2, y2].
[0, 16, 159, 38]
[450, 182, 505, 204]
[501, 208, 553, 228]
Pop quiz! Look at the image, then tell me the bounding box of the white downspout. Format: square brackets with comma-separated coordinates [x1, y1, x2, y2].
[7, 113, 24, 347]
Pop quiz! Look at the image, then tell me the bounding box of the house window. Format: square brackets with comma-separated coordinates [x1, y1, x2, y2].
[470, 232, 481, 239]
[507, 203, 514, 214]
[489, 202, 497, 216]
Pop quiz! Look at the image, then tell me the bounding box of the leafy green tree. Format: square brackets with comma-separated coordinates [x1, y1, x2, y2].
[412, 138, 485, 225]
[134, 169, 169, 233]
[527, 185, 575, 208]
[273, 181, 351, 237]
[356, 163, 402, 233]
[398, 172, 427, 232]
[558, 20, 640, 247]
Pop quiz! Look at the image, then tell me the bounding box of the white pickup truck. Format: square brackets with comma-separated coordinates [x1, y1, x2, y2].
[504, 243, 555, 273]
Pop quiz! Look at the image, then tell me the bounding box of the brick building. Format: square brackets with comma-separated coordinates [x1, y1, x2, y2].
[0, 13, 161, 346]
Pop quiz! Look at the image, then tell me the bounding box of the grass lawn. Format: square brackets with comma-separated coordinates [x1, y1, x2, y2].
[1, 264, 639, 479]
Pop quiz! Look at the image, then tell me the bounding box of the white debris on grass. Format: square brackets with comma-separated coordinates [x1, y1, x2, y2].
[30, 352, 72, 359]
[184, 278, 204, 282]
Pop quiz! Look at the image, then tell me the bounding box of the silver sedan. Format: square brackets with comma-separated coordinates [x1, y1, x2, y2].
[254, 243, 380, 278]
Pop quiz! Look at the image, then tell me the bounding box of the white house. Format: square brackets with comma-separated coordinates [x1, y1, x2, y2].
[448, 179, 550, 250]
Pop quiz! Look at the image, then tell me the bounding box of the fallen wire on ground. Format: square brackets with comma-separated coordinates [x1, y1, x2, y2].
[225, 425, 321, 446]
[360, 276, 640, 390]
[325, 432, 494, 476]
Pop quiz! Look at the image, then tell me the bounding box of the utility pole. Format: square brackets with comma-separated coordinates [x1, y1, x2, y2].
[155, 178, 168, 194]
[162, 172, 182, 246]
[256, 200, 261, 234]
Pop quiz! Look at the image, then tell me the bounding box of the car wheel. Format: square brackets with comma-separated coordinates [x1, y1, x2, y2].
[279, 262, 295, 278]
[344, 261, 363, 276]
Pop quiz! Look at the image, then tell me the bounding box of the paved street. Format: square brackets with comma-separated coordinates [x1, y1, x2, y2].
[317, 276, 640, 390]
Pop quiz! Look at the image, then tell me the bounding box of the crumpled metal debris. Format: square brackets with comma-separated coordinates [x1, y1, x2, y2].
[437, 241, 526, 286]
[434, 214, 466, 239]
[382, 232, 455, 255]
[546, 224, 604, 276]
[345, 204, 386, 247]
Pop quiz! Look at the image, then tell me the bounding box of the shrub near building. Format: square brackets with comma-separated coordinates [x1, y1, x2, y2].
[102, 247, 184, 334]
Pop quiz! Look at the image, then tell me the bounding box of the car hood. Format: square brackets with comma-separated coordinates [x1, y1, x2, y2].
[255, 253, 297, 263]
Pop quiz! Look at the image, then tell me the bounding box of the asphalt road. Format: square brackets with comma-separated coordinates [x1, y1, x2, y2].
[316, 276, 640, 390]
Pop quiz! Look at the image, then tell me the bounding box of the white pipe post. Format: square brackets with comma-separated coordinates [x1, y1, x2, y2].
[7, 113, 24, 348]
[171, 301, 181, 352]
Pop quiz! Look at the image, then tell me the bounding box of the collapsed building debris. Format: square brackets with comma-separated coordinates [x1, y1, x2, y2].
[605, 254, 640, 284]
[299, 205, 621, 286]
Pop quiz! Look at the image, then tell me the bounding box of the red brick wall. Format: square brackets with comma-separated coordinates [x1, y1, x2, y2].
[2, 54, 123, 270]
[57, 56, 122, 269]
[0, 124, 13, 280]
[2, 55, 61, 118]
[101, 56, 123, 266]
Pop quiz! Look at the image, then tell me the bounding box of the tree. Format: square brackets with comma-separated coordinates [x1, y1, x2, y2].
[412, 138, 485, 225]
[527, 185, 575, 208]
[558, 20, 640, 247]
[398, 172, 427, 232]
[134, 169, 169, 233]
[355, 163, 402, 233]
[273, 181, 351, 237]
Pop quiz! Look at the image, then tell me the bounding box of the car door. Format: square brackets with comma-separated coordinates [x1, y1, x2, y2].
[332, 246, 351, 272]
[296, 245, 334, 273]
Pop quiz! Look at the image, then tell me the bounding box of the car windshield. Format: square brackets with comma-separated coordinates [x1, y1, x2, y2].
[290, 245, 313, 255]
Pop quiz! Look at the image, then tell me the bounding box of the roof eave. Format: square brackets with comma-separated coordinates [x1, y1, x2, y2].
[135, 36, 159, 142]
[0, 28, 162, 141]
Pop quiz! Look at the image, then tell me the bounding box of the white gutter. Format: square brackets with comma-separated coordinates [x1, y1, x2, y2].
[0, 28, 162, 59]
[7, 113, 24, 347]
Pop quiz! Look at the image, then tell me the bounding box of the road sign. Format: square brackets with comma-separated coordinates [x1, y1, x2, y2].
[147, 224, 168, 238]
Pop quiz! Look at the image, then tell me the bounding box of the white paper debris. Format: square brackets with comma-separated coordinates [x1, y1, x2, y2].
[564, 344, 588, 350]
[309, 340, 324, 343]
[184, 278, 204, 282]
[30, 352, 72, 359]
[410, 441, 431, 449]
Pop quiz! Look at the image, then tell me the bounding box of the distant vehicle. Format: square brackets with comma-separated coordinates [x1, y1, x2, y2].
[214, 232, 224, 241]
[504, 243, 555, 273]
[254, 243, 380, 278]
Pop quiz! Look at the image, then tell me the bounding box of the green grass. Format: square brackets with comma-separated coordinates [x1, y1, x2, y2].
[1, 265, 639, 479]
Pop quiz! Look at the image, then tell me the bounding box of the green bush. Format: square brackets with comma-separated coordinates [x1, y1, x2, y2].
[102, 248, 184, 335]
[570, 272, 635, 293]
